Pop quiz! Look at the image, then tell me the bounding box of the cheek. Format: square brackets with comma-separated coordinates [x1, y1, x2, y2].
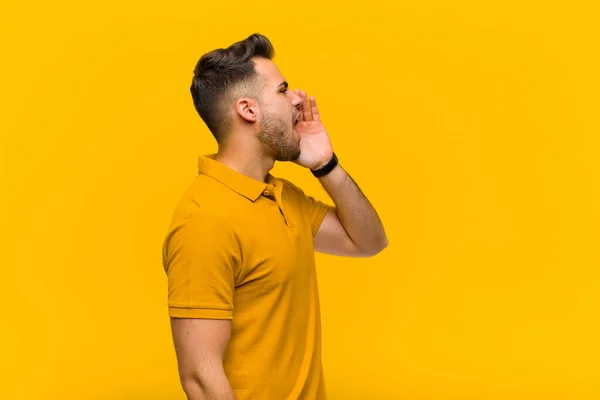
[278, 105, 291, 123]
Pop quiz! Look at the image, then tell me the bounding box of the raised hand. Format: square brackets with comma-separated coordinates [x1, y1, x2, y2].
[292, 89, 334, 170]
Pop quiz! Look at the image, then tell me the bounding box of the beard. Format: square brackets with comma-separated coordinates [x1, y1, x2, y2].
[257, 109, 301, 162]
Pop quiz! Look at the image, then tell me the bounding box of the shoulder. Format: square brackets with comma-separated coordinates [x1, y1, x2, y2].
[166, 183, 237, 241]
[169, 176, 236, 223]
[277, 177, 309, 198]
[166, 207, 236, 246]
[276, 177, 319, 211]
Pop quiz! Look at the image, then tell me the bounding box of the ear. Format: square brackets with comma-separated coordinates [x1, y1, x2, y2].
[235, 97, 259, 123]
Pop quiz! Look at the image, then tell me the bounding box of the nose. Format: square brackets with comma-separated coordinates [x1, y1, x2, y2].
[290, 90, 302, 107]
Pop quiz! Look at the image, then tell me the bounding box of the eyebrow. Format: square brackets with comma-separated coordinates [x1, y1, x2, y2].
[278, 81, 289, 90]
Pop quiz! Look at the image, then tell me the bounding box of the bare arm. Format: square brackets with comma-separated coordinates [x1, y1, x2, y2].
[292, 89, 387, 257]
[170, 317, 236, 400]
[314, 163, 388, 257]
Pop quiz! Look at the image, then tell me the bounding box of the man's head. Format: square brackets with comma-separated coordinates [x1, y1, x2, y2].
[190, 33, 303, 161]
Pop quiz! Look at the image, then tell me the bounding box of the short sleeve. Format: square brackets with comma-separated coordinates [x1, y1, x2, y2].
[280, 178, 336, 236]
[162, 211, 240, 319]
[305, 194, 336, 236]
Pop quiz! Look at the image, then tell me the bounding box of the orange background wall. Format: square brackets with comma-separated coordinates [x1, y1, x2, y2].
[1, 1, 599, 398]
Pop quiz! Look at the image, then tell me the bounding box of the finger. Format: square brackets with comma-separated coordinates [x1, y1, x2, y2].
[294, 89, 304, 121]
[309, 96, 321, 122]
[301, 90, 312, 121]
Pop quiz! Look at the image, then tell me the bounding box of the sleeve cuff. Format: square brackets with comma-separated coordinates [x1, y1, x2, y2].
[312, 203, 336, 236]
[169, 306, 233, 319]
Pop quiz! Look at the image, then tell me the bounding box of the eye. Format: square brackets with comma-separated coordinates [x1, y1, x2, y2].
[280, 88, 288, 94]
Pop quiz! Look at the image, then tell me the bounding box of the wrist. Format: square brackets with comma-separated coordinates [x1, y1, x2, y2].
[310, 153, 335, 171]
[311, 161, 329, 171]
[310, 152, 338, 178]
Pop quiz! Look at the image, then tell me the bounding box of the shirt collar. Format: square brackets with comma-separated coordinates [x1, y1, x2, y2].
[197, 154, 276, 202]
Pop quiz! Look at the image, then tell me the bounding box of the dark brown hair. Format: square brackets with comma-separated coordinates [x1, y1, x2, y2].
[190, 33, 275, 144]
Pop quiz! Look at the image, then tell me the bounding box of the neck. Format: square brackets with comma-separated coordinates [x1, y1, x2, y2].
[214, 139, 275, 183]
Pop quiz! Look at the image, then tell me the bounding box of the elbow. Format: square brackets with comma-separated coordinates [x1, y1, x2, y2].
[179, 373, 214, 399]
[381, 238, 389, 252]
[180, 369, 233, 400]
[360, 237, 388, 258]
[180, 375, 204, 400]
[372, 238, 389, 256]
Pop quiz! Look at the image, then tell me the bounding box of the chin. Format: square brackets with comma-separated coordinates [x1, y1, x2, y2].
[291, 147, 301, 160]
[279, 147, 300, 162]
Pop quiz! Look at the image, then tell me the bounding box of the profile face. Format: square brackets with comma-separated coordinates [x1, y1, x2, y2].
[252, 57, 303, 161]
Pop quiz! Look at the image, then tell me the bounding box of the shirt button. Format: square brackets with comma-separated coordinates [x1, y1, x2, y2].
[263, 190, 270, 196]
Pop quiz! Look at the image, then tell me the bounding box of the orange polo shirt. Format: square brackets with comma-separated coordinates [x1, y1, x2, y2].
[162, 154, 335, 399]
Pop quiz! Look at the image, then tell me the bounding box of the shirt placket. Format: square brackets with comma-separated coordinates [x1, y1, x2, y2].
[263, 183, 288, 227]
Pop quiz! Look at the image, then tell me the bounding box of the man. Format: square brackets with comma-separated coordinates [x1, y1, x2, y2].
[162, 33, 388, 400]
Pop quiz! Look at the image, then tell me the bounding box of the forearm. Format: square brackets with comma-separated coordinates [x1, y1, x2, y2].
[182, 370, 236, 400]
[317, 162, 388, 254]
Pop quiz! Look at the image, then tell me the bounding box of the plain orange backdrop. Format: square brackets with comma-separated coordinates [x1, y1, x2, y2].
[1, 0, 599, 399]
